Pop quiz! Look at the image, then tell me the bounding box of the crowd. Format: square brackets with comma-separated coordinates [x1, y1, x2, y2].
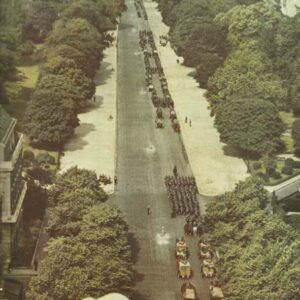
[165, 173, 200, 218]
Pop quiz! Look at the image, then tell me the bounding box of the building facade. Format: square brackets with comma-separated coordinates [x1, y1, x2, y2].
[0, 105, 27, 269]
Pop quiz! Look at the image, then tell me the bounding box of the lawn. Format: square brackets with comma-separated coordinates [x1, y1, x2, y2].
[17, 65, 40, 89]
[3, 64, 39, 131]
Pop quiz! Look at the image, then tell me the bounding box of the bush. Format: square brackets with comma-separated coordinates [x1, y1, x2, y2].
[27, 166, 53, 185]
[295, 147, 300, 158]
[292, 160, 300, 168]
[252, 162, 262, 170]
[266, 167, 276, 176]
[256, 171, 269, 182]
[23, 149, 35, 161]
[281, 166, 293, 176]
[285, 158, 294, 167]
[35, 152, 56, 165]
[271, 171, 282, 179]
[20, 41, 35, 56]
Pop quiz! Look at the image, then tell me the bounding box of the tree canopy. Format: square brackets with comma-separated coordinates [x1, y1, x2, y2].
[205, 177, 300, 299]
[28, 167, 133, 300]
[215, 98, 285, 156]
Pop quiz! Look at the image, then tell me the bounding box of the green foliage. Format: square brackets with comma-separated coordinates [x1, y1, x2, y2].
[215, 98, 285, 156]
[61, 0, 114, 32]
[292, 119, 300, 148]
[37, 74, 89, 110]
[22, 1, 59, 43]
[24, 89, 79, 148]
[205, 177, 300, 299]
[207, 48, 287, 110]
[282, 165, 293, 175]
[28, 167, 133, 299]
[35, 152, 56, 165]
[46, 18, 104, 78]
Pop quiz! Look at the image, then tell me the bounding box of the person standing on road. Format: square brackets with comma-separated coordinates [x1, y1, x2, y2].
[173, 165, 178, 177]
[189, 119, 192, 127]
[147, 206, 151, 215]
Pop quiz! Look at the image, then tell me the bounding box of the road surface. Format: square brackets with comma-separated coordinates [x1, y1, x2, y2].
[113, 1, 211, 299]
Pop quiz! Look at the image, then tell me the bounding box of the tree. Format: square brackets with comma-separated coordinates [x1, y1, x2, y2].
[29, 204, 133, 300]
[27, 236, 133, 300]
[45, 44, 93, 77]
[61, 0, 114, 32]
[215, 97, 285, 157]
[48, 167, 107, 207]
[292, 119, 300, 148]
[46, 18, 104, 77]
[37, 74, 92, 110]
[170, 16, 227, 67]
[22, 1, 59, 42]
[205, 177, 300, 300]
[207, 48, 287, 111]
[24, 89, 78, 148]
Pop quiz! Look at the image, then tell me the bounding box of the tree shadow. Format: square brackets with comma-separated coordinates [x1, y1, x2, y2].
[222, 145, 243, 158]
[63, 123, 96, 152]
[80, 96, 104, 114]
[94, 61, 114, 86]
[128, 232, 140, 264]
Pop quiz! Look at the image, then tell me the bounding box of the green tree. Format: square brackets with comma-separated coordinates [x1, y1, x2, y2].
[207, 48, 287, 111]
[37, 74, 92, 110]
[215, 97, 285, 157]
[292, 119, 300, 148]
[22, 1, 59, 42]
[24, 89, 78, 148]
[46, 18, 104, 77]
[48, 167, 106, 207]
[27, 236, 133, 300]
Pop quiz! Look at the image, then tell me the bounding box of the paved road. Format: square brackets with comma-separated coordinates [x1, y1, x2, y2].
[113, 1, 211, 299]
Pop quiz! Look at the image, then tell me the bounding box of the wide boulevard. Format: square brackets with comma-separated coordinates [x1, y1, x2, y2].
[113, 0, 211, 299]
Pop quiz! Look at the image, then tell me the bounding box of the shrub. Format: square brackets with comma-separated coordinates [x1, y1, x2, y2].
[252, 162, 262, 170]
[285, 158, 294, 167]
[294, 147, 300, 158]
[23, 149, 35, 161]
[266, 167, 276, 176]
[27, 166, 53, 185]
[292, 160, 300, 168]
[281, 166, 293, 176]
[271, 171, 282, 179]
[20, 41, 35, 56]
[35, 152, 56, 165]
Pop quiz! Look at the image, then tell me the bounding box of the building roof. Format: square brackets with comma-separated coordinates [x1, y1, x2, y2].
[0, 105, 15, 144]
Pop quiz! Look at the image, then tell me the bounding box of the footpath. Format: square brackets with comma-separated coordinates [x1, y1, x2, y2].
[60, 35, 117, 194]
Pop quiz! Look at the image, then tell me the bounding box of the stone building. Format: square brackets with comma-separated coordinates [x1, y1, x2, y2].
[0, 105, 27, 269]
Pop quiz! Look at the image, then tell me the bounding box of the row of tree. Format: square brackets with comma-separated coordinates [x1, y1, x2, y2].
[205, 177, 300, 299]
[156, 0, 300, 158]
[24, 0, 125, 149]
[28, 167, 134, 300]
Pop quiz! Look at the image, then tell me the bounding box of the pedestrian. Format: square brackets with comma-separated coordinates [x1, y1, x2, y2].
[173, 165, 178, 177]
[189, 119, 192, 127]
[193, 225, 198, 236]
[114, 175, 118, 185]
[147, 206, 151, 215]
[93, 96, 96, 102]
[185, 116, 188, 123]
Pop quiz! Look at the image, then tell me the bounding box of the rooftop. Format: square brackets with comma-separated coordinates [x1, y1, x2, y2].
[0, 105, 16, 144]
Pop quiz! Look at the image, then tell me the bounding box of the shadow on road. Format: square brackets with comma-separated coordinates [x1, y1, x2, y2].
[128, 232, 141, 264]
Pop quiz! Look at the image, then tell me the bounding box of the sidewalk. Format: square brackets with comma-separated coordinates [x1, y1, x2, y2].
[144, 1, 248, 196]
[60, 36, 117, 194]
